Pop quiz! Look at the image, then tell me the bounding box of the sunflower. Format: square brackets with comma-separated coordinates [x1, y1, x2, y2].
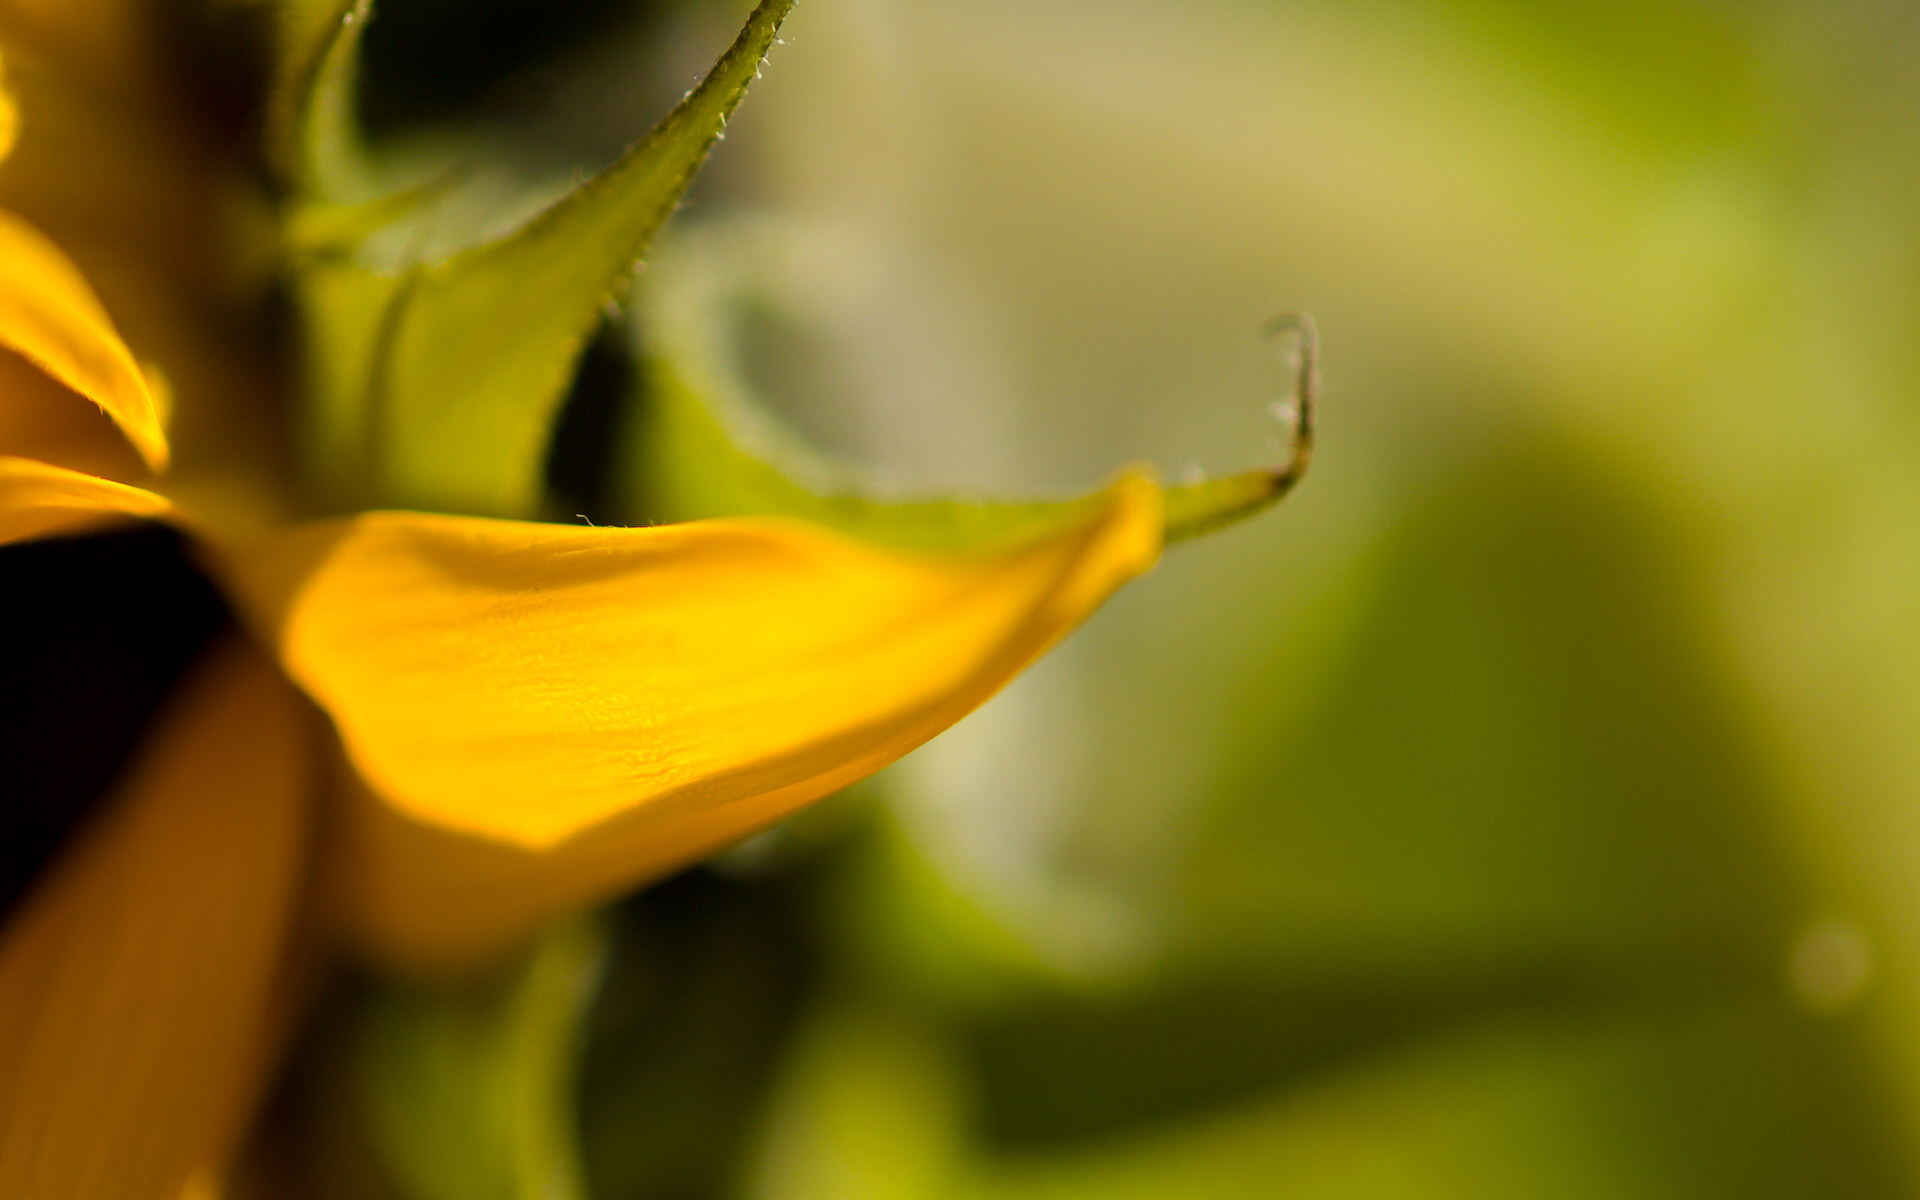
[0, 1, 1308, 1195]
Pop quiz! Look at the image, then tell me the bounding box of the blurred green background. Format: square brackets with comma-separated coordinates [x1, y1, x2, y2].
[313, 0, 1920, 1195]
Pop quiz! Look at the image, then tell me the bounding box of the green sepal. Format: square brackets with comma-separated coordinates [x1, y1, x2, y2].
[285, 0, 794, 516]
[355, 918, 607, 1200]
[617, 233, 1314, 547]
[291, 257, 414, 512]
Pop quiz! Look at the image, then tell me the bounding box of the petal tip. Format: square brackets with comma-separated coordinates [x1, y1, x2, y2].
[0, 212, 174, 475]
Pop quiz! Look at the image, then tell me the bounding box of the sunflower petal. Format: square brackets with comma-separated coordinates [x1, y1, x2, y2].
[225, 474, 1161, 969]
[0, 56, 17, 164]
[0, 454, 170, 544]
[0, 210, 168, 471]
[0, 637, 313, 1200]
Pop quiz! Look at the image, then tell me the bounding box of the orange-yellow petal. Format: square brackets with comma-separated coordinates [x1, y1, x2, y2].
[0, 55, 17, 164]
[0, 343, 148, 480]
[0, 636, 313, 1200]
[0, 209, 168, 471]
[0, 453, 169, 544]
[227, 473, 1162, 970]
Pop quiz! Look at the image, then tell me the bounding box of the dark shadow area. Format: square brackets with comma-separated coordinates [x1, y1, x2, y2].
[0, 525, 229, 917]
[358, 0, 670, 134]
[966, 966, 1910, 1196]
[963, 960, 1675, 1152]
[544, 321, 637, 526]
[153, 0, 274, 160]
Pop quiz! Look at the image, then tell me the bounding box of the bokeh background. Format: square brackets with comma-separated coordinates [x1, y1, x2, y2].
[300, 0, 1920, 1194]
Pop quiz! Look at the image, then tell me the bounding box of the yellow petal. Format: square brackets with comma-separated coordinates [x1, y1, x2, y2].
[0, 453, 169, 544]
[0, 209, 168, 471]
[0, 344, 147, 481]
[0, 636, 314, 1200]
[229, 473, 1162, 970]
[0, 55, 18, 164]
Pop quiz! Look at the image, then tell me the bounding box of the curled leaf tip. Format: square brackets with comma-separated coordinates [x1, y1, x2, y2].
[1261, 310, 1318, 481]
[1162, 312, 1317, 545]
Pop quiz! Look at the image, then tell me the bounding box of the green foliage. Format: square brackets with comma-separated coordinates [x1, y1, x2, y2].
[735, 439, 1911, 1200]
[1180, 447, 1794, 966]
[258, 2, 1917, 1196]
[280, 0, 796, 516]
[355, 920, 607, 1200]
[746, 996, 1903, 1200]
[267, 0, 375, 197]
[576, 872, 814, 1200]
[617, 231, 1312, 546]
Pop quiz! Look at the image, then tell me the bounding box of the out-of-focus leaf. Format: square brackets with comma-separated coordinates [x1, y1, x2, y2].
[740, 982, 1907, 1200]
[282, 186, 445, 263]
[616, 228, 1312, 546]
[264, 0, 372, 196]
[762, 436, 1914, 1191]
[948, 1003, 1907, 1200]
[267, 0, 445, 256]
[1414, 0, 1760, 158]
[1178, 439, 1803, 972]
[355, 918, 606, 1200]
[577, 870, 813, 1200]
[742, 994, 966, 1200]
[810, 809, 1109, 1010]
[957, 964, 1612, 1153]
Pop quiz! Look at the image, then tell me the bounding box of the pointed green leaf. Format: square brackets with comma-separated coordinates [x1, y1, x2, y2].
[282, 0, 791, 514]
[617, 233, 1313, 548]
[343, 0, 796, 517]
[356, 918, 607, 1200]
